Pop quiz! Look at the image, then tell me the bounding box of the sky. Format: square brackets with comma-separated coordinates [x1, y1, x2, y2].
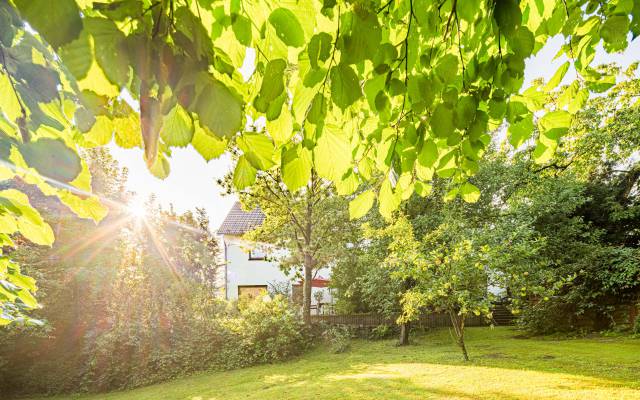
[111, 36, 640, 230]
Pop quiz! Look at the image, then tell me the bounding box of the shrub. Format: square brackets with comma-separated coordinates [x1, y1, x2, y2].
[369, 324, 394, 340]
[0, 293, 311, 396]
[221, 295, 312, 368]
[322, 325, 352, 353]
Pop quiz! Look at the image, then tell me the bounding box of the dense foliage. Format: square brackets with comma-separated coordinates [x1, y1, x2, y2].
[1, 0, 639, 322]
[0, 151, 310, 396]
[332, 76, 640, 339]
[220, 167, 359, 323]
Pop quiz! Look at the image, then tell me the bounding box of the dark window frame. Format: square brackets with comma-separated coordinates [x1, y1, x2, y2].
[237, 285, 268, 298]
[248, 248, 267, 261]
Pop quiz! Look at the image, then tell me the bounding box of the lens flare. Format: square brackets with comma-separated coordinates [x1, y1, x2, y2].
[128, 198, 147, 219]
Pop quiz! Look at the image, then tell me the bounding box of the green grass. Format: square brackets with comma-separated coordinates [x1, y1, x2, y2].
[33, 327, 640, 400]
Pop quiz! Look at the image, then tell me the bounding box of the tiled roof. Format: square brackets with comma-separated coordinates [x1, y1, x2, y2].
[218, 202, 265, 235]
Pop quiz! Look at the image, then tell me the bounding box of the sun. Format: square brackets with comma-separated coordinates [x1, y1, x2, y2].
[127, 197, 147, 219]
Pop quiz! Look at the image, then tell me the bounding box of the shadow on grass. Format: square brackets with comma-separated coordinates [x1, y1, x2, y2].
[30, 327, 640, 400]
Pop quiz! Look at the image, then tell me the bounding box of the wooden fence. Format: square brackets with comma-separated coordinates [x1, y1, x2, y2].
[310, 304, 514, 328]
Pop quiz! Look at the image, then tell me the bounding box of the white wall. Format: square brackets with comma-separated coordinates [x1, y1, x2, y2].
[222, 235, 334, 311]
[223, 235, 291, 300]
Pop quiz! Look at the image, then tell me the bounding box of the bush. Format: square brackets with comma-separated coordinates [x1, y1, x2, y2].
[322, 325, 352, 353]
[369, 324, 394, 340]
[220, 295, 312, 368]
[0, 293, 311, 396]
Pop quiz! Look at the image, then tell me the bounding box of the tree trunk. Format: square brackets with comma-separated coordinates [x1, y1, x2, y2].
[398, 321, 410, 346]
[397, 277, 415, 346]
[449, 310, 469, 361]
[302, 253, 313, 325]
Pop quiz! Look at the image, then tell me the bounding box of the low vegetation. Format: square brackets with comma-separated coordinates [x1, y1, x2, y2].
[26, 327, 640, 400]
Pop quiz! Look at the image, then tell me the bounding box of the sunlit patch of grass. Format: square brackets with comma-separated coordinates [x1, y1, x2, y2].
[32, 327, 640, 400]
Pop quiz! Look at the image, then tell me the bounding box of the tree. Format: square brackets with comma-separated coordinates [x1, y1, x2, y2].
[377, 215, 491, 359]
[2, 0, 639, 323]
[0, 151, 226, 394]
[498, 77, 640, 332]
[221, 168, 357, 324]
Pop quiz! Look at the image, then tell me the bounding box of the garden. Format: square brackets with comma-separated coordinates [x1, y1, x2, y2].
[25, 328, 640, 400]
[1, 0, 640, 399]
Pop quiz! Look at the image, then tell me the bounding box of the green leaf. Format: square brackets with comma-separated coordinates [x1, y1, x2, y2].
[17, 287, 38, 308]
[600, 15, 630, 52]
[232, 15, 252, 46]
[19, 139, 81, 183]
[308, 33, 332, 69]
[349, 190, 375, 220]
[544, 62, 570, 91]
[85, 17, 130, 87]
[568, 88, 589, 114]
[14, 0, 82, 48]
[460, 182, 480, 203]
[538, 110, 571, 138]
[445, 187, 459, 202]
[435, 54, 459, 84]
[330, 64, 361, 110]
[254, 59, 287, 114]
[436, 150, 457, 178]
[15, 63, 60, 103]
[79, 115, 114, 147]
[233, 155, 257, 189]
[0, 74, 22, 122]
[340, 10, 381, 65]
[307, 93, 326, 124]
[266, 106, 294, 145]
[268, 8, 305, 48]
[415, 181, 432, 197]
[191, 122, 226, 161]
[508, 113, 534, 148]
[430, 104, 455, 138]
[161, 105, 194, 148]
[194, 80, 243, 138]
[58, 30, 92, 80]
[510, 26, 534, 57]
[533, 140, 556, 164]
[148, 152, 170, 179]
[0, 189, 54, 246]
[378, 179, 400, 220]
[281, 145, 311, 191]
[417, 139, 438, 168]
[314, 125, 352, 181]
[494, 0, 522, 36]
[237, 133, 275, 170]
[454, 96, 477, 129]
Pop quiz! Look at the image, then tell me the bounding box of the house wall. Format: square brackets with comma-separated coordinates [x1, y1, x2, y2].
[223, 234, 291, 300]
[222, 234, 334, 311]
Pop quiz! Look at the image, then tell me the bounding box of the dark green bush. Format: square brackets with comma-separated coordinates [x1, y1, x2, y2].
[220, 294, 312, 368]
[369, 324, 395, 340]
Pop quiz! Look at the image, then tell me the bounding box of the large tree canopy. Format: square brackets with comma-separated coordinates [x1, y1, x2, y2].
[0, 0, 639, 323]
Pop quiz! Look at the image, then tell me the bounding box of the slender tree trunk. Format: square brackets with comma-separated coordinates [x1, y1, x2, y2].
[449, 310, 469, 361]
[398, 321, 410, 346]
[398, 278, 414, 346]
[302, 253, 313, 325]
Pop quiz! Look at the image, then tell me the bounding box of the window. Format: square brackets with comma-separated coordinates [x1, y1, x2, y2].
[248, 248, 266, 260]
[238, 285, 267, 298]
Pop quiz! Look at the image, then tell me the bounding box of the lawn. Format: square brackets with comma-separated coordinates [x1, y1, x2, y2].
[31, 327, 640, 400]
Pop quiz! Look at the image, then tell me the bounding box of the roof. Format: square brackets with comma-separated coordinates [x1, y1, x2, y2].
[294, 278, 330, 288]
[218, 202, 265, 235]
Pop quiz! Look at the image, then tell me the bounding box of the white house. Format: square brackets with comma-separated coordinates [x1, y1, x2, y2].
[218, 202, 334, 314]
